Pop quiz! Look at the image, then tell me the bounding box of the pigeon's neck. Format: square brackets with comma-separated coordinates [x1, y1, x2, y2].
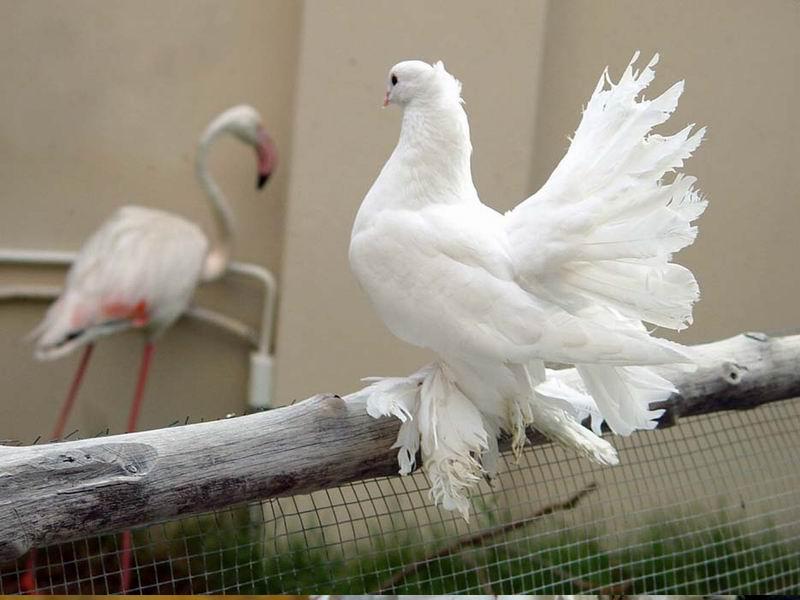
[393, 100, 475, 199]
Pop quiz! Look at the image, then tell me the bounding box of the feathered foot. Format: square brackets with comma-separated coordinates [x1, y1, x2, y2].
[353, 362, 489, 520]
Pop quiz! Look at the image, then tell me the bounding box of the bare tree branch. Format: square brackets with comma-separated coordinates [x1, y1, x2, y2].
[0, 331, 798, 562]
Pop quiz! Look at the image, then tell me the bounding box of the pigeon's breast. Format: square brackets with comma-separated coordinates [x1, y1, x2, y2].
[349, 203, 537, 359]
[349, 209, 429, 346]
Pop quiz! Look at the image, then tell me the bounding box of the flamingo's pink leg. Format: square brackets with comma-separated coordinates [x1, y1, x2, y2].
[120, 341, 155, 593]
[22, 343, 96, 594]
[20, 553, 36, 594]
[53, 343, 95, 440]
[126, 341, 154, 434]
[119, 530, 134, 593]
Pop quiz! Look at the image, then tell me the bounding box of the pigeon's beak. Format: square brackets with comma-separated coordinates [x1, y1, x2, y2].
[255, 127, 277, 190]
[382, 91, 391, 108]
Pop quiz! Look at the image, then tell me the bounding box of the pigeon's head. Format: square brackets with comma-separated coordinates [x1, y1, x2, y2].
[383, 60, 462, 108]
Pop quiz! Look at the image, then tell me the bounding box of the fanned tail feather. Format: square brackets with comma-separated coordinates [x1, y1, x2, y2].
[567, 52, 695, 188]
[509, 52, 706, 335]
[536, 372, 606, 433]
[569, 52, 706, 329]
[576, 364, 672, 436]
[522, 364, 619, 466]
[561, 259, 700, 330]
[576, 175, 705, 263]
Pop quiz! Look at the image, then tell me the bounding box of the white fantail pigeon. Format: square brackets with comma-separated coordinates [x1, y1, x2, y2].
[348, 53, 706, 519]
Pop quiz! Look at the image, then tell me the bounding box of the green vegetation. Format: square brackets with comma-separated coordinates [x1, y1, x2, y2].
[5, 506, 797, 594]
[169, 507, 799, 594]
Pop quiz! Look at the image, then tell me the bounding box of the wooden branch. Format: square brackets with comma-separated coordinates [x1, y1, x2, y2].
[1, 331, 799, 562]
[373, 482, 599, 593]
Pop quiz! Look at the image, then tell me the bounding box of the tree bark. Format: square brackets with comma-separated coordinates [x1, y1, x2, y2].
[1, 331, 798, 562]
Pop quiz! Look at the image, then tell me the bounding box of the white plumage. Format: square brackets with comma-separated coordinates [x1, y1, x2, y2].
[348, 54, 706, 519]
[31, 206, 208, 359]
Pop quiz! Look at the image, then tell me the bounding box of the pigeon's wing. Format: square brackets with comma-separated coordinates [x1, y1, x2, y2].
[351, 201, 688, 365]
[505, 53, 706, 332]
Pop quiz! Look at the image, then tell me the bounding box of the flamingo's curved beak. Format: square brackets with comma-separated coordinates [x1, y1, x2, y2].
[256, 127, 277, 190]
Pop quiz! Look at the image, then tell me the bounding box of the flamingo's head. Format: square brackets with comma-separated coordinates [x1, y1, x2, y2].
[219, 104, 278, 189]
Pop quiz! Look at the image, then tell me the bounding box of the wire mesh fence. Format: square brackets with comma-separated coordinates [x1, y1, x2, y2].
[2, 396, 799, 595]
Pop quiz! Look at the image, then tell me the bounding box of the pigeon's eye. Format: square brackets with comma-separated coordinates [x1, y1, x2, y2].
[391, 74, 398, 86]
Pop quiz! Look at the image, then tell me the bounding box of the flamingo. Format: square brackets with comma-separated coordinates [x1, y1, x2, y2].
[21, 104, 277, 594]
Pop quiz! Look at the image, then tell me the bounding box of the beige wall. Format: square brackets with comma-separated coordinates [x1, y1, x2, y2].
[1, 1, 798, 441]
[0, 0, 301, 440]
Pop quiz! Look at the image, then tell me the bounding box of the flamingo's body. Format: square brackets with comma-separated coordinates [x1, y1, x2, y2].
[22, 104, 276, 594]
[32, 206, 208, 359]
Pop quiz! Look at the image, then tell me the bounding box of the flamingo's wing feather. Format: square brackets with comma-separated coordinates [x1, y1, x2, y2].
[32, 206, 208, 359]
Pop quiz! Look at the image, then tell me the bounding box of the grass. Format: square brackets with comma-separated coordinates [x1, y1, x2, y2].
[0, 500, 800, 594]
[3, 504, 798, 594]
[177, 506, 800, 594]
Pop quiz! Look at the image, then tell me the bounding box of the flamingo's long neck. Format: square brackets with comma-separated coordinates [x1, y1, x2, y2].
[196, 119, 236, 281]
